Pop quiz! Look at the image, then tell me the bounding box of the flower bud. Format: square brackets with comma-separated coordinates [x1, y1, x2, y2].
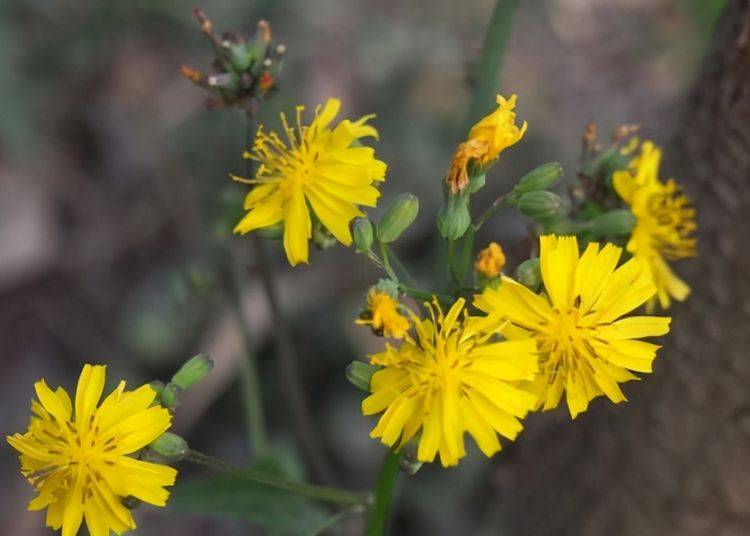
[171, 354, 214, 390]
[518, 191, 567, 220]
[377, 193, 419, 243]
[509, 162, 563, 202]
[352, 217, 374, 253]
[475, 242, 506, 278]
[516, 258, 541, 291]
[588, 209, 636, 237]
[160, 383, 181, 409]
[437, 191, 471, 240]
[149, 432, 189, 461]
[346, 361, 381, 392]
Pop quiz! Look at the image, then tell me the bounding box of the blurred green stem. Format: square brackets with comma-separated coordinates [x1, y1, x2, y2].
[243, 108, 337, 484]
[473, 193, 509, 231]
[364, 449, 402, 536]
[464, 0, 521, 129]
[185, 450, 370, 506]
[447, 238, 463, 288]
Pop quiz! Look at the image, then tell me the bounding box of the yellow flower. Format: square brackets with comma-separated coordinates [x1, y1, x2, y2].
[362, 298, 538, 467]
[7, 365, 177, 536]
[474, 235, 671, 419]
[613, 141, 697, 310]
[446, 94, 527, 193]
[355, 289, 410, 339]
[233, 98, 387, 266]
[475, 242, 506, 277]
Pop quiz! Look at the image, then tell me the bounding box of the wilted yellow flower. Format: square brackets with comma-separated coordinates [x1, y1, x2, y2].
[7, 365, 177, 536]
[613, 141, 697, 310]
[474, 235, 671, 419]
[362, 298, 538, 467]
[233, 98, 387, 266]
[446, 94, 527, 193]
[475, 242, 506, 277]
[355, 289, 410, 339]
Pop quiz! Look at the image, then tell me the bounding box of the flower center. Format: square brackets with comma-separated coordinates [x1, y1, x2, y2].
[535, 306, 593, 374]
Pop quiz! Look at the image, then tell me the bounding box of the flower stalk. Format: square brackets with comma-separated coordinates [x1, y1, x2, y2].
[364, 449, 403, 536]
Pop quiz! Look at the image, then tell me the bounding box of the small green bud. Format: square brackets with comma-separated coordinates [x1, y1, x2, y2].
[171, 354, 214, 390]
[437, 191, 471, 240]
[228, 43, 255, 72]
[160, 383, 181, 409]
[346, 361, 381, 392]
[373, 278, 399, 298]
[377, 193, 420, 243]
[149, 432, 189, 461]
[518, 191, 567, 220]
[352, 217, 374, 253]
[516, 258, 541, 291]
[509, 163, 563, 202]
[312, 223, 337, 250]
[588, 209, 636, 237]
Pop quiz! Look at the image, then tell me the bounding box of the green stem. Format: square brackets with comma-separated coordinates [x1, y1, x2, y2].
[222, 265, 269, 460]
[378, 239, 399, 283]
[447, 239, 462, 288]
[385, 245, 417, 287]
[185, 450, 370, 507]
[364, 449, 402, 536]
[464, 0, 521, 129]
[399, 285, 452, 304]
[472, 193, 508, 232]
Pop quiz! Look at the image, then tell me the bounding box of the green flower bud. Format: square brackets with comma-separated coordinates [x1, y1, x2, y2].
[516, 258, 542, 291]
[346, 361, 381, 392]
[312, 223, 337, 250]
[588, 209, 636, 237]
[437, 191, 471, 240]
[171, 354, 214, 390]
[518, 191, 567, 220]
[352, 217, 374, 253]
[509, 163, 563, 202]
[149, 432, 189, 461]
[373, 278, 400, 298]
[160, 383, 181, 409]
[377, 193, 420, 243]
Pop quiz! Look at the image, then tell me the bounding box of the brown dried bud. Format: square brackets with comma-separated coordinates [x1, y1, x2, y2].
[583, 122, 597, 151]
[180, 65, 207, 85]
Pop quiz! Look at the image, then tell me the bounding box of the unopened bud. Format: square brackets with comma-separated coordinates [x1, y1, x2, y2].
[509, 163, 563, 202]
[171, 354, 213, 390]
[346, 361, 381, 392]
[437, 191, 471, 240]
[150, 432, 189, 461]
[160, 383, 181, 409]
[377, 193, 419, 243]
[475, 242, 506, 278]
[518, 191, 567, 220]
[588, 209, 636, 237]
[515, 258, 541, 291]
[352, 217, 374, 253]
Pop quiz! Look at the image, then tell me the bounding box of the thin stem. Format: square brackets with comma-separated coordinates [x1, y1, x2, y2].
[185, 450, 370, 507]
[399, 284, 452, 304]
[464, 0, 521, 129]
[385, 245, 417, 287]
[243, 108, 337, 484]
[222, 262, 269, 460]
[472, 193, 508, 232]
[364, 449, 402, 536]
[378, 238, 399, 283]
[447, 238, 462, 288]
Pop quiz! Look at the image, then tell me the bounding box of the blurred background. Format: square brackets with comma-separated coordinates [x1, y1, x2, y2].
[0, 0, 725, 534]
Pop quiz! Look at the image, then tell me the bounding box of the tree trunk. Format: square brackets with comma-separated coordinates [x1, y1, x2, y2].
[497, 2, 750, 534]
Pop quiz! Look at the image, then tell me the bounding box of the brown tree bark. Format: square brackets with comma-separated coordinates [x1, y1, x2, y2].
[495, 2, 750, 534]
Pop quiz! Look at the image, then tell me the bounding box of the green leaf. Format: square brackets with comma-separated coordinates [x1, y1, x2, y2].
[169, 476, 335, 534]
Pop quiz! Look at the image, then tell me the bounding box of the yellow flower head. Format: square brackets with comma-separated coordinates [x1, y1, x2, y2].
[446, 94, 527, 193]
[355, 289, 410, 339]
[233, 98, 387, 266]
[474, 235, 671, 419]
[475, 242, 506, 278]
[362, 298, 538, 467]
[613, 141, 697, 310]
[7, 365, 177, 536]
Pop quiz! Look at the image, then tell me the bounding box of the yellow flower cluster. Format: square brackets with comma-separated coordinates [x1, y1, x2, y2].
[361, 235, 673, 465]
[355, 289, 411, 339]
[7, 365, 177, 536]
[614, 140, 697, 310]
[233, 98, 387, 266]
[474, 242, 506, 278]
